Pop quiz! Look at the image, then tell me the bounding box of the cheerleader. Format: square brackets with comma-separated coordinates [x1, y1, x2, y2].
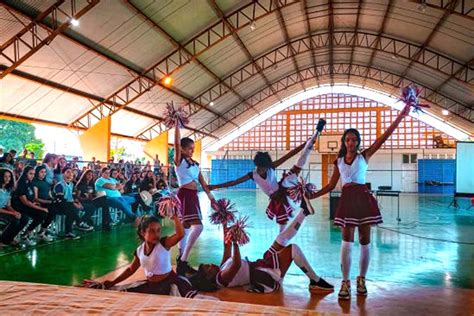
[209, 121, 325, 231]
[308, 103, 411, 300]
[174, 124, 216, 276]
[190, 202, 334, 293]
[95, 215, 197, 298]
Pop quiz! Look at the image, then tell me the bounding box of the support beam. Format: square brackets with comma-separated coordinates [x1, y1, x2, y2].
[416, 0, 474, 20]
[302, 0, 320, 87]
[348, 0, 363, 85]
[361, 0, 393, 87]
[0, 0, 100, 79]
[328, 0, 335, 86]
[208, 0, 283, 103]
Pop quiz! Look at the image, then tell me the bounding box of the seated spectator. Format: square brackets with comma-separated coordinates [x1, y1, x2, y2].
[11, 166, 49, 246]
[95, 168, 139, 219]
[54, 156, 67, 183]
[76, 170, 111, 231]
[110, 168, 126, 185]
[124, 173, 140, 194]
[42, 153, 58, 186]
[0, 168, 28, 248]
[0, 149, 16, 170]
[14, 160, 25, 180]
[53, 167, 94, 239]
[32, 165, 57, 242]
[139, 171, 157, 193]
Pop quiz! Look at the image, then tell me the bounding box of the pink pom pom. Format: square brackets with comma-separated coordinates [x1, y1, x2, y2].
[163, 102, 189, 128]
[401, 84, 430, 114]
[156, 193, 181, 218]
[225, 216, 251, 246]
[209, 198, 237, 226]
[287, 177, 317, 202]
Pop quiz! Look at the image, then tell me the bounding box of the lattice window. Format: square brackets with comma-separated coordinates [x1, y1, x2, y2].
[223, 94, 455, 151]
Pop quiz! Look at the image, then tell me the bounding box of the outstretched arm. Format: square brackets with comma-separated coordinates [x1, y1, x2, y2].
[220, 225, 232, 266]
[272, 141, 306, 168]
[209, 173, 252, 191]
[308, 165, 340, 199]
[198, 172, 216, 203]
[103, 256, 140, 288]
[363, 104, 410, 161]
[174, 126, 181, 166]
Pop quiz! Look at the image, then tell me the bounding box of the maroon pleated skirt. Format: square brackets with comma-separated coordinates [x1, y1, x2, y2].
[177, 187, 202, 223]
[334, 184, 382, 227]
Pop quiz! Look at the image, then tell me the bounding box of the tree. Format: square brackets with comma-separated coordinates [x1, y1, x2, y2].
[25, 142, 45, 159]
[110, 146, 126, 159]
[0, 120, 45, 158]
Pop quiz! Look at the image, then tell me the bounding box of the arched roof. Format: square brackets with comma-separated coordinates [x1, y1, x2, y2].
[1, 0, 473, 141]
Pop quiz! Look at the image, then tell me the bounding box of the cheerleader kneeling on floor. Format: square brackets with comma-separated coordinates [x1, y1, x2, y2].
[95, 215, 198, 298]
[308, 103, 411, 300]
[209, 120, 326, 232]
[189, 197, 334, 294]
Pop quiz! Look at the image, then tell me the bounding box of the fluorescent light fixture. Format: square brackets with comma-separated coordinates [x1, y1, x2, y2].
[204, 85, 470, 151]
[70, 19, 79, 26]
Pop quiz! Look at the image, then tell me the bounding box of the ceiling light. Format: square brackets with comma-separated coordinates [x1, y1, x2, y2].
[210, 101, 214, 106]
[163, 76, 173, 86]
[250, 21, 256, 31]
[70, 19, 79, 26]
[442, 109, 449, 116]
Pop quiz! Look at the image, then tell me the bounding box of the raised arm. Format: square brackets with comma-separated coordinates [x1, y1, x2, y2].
[174, 126, 181, 166]
[163, 216, 185, 249]
[218, 243, 241, 286]
[198, 172, 216, 204]
[272, 141, 306, 168]
[209, 173, 252, 191]
[308, 165, 340, 199]
[220, 225, 232, 266]
[363, 103, 410, 160]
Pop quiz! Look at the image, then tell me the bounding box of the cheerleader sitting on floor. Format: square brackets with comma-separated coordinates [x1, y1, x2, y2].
[94, 215, 198, 298]
[189, 198, 334, 294]
[209, 120, 325, 232]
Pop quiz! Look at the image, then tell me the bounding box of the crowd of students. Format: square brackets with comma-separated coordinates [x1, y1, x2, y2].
[0, 151, 169, 249]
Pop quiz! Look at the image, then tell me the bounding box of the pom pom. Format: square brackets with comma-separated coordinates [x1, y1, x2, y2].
[156, 192, 181, 218]
[81, 279, 105, 289]
[401, 84, 430, 114]
[287, 177, 317, 202]
[163, 102, 189, 128]
[225, 216, 251, 246]
[209, 198, 237, 226]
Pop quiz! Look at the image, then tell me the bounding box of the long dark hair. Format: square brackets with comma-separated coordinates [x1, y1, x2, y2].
[18, 165, 35, 184]
[77, 169, 94, 186]
[136, 215, 161, 241]
[338, 128, 362, 158]
[34, 165, 47, 181]
[0, 168, 15, 191]
[188, 265, 219, 292]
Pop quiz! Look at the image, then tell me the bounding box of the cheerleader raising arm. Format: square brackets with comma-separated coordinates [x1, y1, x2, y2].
[217, 242, 242, 287]
[174, 122, 182, 166]
[363, 103, 410, 161]
[161, 215, 185, 249]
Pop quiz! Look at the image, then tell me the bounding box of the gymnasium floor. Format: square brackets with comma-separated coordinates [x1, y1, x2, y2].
[1, 190, 473, 314]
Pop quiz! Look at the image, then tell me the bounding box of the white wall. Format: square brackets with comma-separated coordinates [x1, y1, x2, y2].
[210, 148, 456, 192]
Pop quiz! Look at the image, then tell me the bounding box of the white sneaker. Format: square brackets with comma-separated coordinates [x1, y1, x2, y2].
[38, 231, 53, 242]
[64, 232, 80, 240]
[22, 235, 37, 246]
[338, 280, 351, 300]
[75, 222, 94, 231]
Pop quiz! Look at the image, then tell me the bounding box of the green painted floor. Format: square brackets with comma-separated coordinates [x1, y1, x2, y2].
[1, 190, 473, 289]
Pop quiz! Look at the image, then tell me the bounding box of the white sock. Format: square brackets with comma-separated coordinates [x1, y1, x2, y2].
[295, 129, 319, 168]
[181, 224, 203, 261]
[275, 210, 306, 246]
[341, 241, 353, 281]
[359, 243, 370, 277]
[291, 244, 319, 282]
[178, 228, 190, 257]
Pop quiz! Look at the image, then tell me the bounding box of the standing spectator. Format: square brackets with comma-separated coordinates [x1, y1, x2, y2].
[0, 168, 28, 248]
[54, 156, 67, 183]
[27, 152, 37, 167]
[153, 154, 161, 176]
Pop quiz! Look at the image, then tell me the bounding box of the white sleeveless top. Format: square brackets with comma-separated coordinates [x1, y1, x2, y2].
[252, 168, 279, 197]
[216, 258, 250, 287]
[336, 153, 368, 186]
[136, 240, 172, 277]
[176, 158, 200, 186]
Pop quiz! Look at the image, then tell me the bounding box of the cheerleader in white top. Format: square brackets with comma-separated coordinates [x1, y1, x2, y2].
[308, 103, 411, 300]
[173, 123, 216, 277]
[98, 215, 197, 298]
[209, 120, 326, 232]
